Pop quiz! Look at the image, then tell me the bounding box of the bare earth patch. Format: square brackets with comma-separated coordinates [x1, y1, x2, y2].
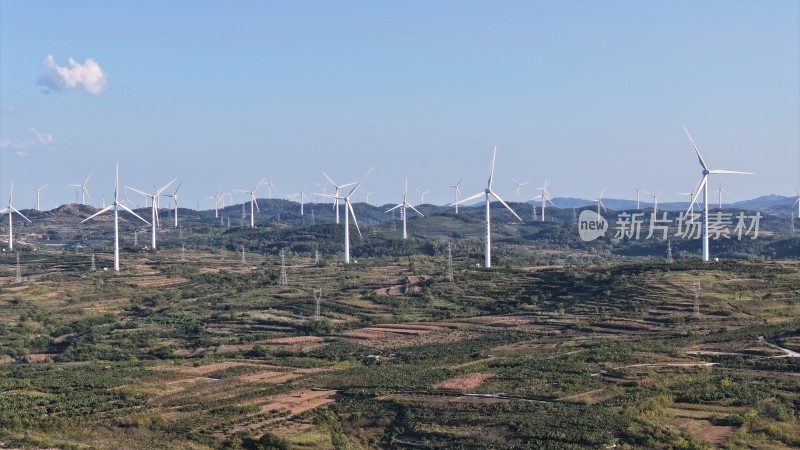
[434, 373, 494, 391]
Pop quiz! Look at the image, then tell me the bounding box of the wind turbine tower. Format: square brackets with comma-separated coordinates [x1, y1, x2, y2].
[30, 184, 49, 211]
[684, 127, 753, 261]
[322, 169, 371, 264]
[82, 164, 151, 271]
[0, 182, 32, 251]
[452, 148, 522, 268]
[386, 180, 424, 240]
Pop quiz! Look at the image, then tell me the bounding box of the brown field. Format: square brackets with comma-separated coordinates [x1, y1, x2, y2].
[181, 361, 268, 376]
[267, 336, 324, 345]
[433, 372, 494, 391]
[233, 390, 339, 433]
[127, 276, 189, 287]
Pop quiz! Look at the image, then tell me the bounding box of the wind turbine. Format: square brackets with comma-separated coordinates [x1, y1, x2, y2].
[386, 179, 424, 239]
[677, 190, 697, 218]
[684, 126, 754, 261]
[794, 187, 800, 218]
[593, 189, 607, 215]
[82, 164, 150, 271]
[322, 169, 371, 264]
[323, 172, 355, 224]
[288, 187, 309, 215]
[29, 184, 49, 211]
[234, 177, 264, 228]
[127, 179, 176, 250]
[417, 188, 430, 205]
[69, 174, 92, 205]
[714, 184, 731, 209]
[0, 182, 32, 251]
[264, 177, 277, 199]
[449, 177, 464, 214]
[512, 178, 528, 203]
[364, 192, 374, 205]
[633, 187, 642, 210]
[205, 188, 224, 218]
[530, 179, 555, 221]
[163, 182, 182, 228]
[452, 147, 522, 268]
[643, 190, 664, 214]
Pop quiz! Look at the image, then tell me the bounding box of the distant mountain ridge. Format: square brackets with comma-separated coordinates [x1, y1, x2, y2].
[551, 194, 795, 212]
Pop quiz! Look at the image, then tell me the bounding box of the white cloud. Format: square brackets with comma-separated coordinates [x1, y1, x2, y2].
[0, 127, 55, 155]
[29, 127, 54, 145]
[38, 55, 108, 94]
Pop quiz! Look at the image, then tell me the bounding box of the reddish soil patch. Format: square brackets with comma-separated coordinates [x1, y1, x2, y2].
[233, 390, 339, 432]
[267, 336, 324, 345]
[433, 373, 494, 391]
[24, 353, 56, 363]
[696, 425, 737, 446]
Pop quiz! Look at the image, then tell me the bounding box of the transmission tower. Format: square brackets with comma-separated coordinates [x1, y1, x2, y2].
[532, 205, 537, 222]
[311, 210, 316, 226]
[692, 282, 701, 319]
[314, 246, 320, 266]
[279, 250, 287, 286]
[446, 241, 454, 282]
[313, 288, 322, 321]
[226, 215, 230, 227]
[133, 230, 138, 248]
[241, 245, 246, 264]
[666, 240, 673, 264]
[90, 252, 96, 271]
[179, 244, 187, 262]
[179, 224, 183, 240]
[573, 208, 577, 224]
[15, 252, 22, 283]
[792, 212, 795, 233]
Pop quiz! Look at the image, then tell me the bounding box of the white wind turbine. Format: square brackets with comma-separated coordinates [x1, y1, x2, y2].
[714, 184, 731, 209]
[127, 179, 176, 250]
[322, 169, 371, 264]
[417, 188, 430, 205]
[29, 184, 49, 211]
[677, 190, 697, 218]
[0, 182, 31, 251]
[684, 126, 754, 262]
[323, 172, 355, 224]
[205, 188, 224, 218]
[452, 148, 522, 268]
[386, 179, 424, 239]
[633, 187, 642, 210]
[234, 178, 265, 228]
[794, 187, 800, 218]
[264, 177, 277, 199]
[643, 190, 664, 214]
[449, 177, 464, 214]
[163, 182, 182, 228]
[593, 189, 607, 215]
[364, 192, 374, 205]
[530, 179, 555, 221]
[69, 174, 92, 205]
[82, 164, 150, 271]
[512, 178, 528, 203]
[288, 187, 309, 215]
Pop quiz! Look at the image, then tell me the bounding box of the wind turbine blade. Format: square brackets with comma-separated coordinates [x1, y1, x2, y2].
[173, 181, 182, 195]
[529, 195, 543, 201]
[347, 201, 362, 238]
[254, 198, 260, 212]
[490, 190, 523, 221]
[346, 168, 372, 198]
[10, 207, 32, 222]
[323, 172, 336, 187]
[118, 204, 151, 224]
[126, 187, 151, 197]
[683, 126, 709, 171]
[407, 204, 425, 217]
[488, 146, 497, 189]
[708, 169, 754, 175]
[81, 205, 114, 222]
[685, 177, 707, 215]
[385, 204, 403, 213]
[452, 191, 484, 206]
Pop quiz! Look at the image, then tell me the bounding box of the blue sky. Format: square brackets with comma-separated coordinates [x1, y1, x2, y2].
[1, 1, 797, 210]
